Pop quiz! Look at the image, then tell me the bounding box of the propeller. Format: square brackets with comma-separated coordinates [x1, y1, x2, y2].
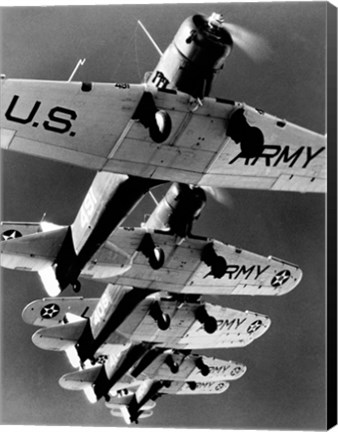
[222, 22, 272, 62]
[201, 186, 234, 209]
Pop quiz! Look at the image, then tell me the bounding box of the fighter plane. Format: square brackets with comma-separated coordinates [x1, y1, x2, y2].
[1, 180, 303, 298]
[0, 12, 325, 297]
[59, 355, 244, 424]
[22, 286, 266, 424]
[24, 285, 271, 359]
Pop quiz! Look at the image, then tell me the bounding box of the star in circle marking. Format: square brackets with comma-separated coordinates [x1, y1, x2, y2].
[247, 319, 263, 334]
[40, 303, 60, 319]
[271, 269, 291, 288]
[231, 366, 243, 376]
[2, 230, 22, 241]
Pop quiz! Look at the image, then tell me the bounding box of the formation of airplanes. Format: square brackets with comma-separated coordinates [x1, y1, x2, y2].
[0, 11, 326, 425]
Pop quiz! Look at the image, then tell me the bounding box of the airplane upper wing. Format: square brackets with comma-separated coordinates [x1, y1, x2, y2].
[1, 78, 326, 193]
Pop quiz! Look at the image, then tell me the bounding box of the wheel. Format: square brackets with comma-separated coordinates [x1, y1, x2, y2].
[204, 316, 218, 334]
[201, 364, 210, 377]
[72, 280, 81, 293]
[158, 313, 171, 331]
[165, 356, 179, 374]
[170, 362, 179, 374]
[210, 255, 227, 279]
[195, 357, 210, 376]
[240, 127, 264, 158]
[188, 381, 197, 391]
[149, 110, 172, 143]
[149, 247, 165, 270]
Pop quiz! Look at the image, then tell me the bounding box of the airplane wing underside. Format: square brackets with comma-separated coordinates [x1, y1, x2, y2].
[26, 295, 271, 351]
[1, 79, 326, 193]
[88, 226, 303, 296]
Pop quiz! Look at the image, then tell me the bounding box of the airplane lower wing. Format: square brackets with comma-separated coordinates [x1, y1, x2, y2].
[58, 352, 245, 391]
[92, 226, 303, 296]
[1, 78, 326, 193]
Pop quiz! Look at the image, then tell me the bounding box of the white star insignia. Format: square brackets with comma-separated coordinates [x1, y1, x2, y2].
[40, 304, 60, 319]
[2, 230, 22, 241]
[271, 270, 291, 287]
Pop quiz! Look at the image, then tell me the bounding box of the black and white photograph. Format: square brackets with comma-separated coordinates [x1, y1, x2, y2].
[0, 1, 333, 430]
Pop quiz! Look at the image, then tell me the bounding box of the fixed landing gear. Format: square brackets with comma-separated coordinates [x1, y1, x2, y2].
[201, 243, 227, 279]
[138, 233, 165, 270]
[149, 110, 172, 143]
[164, 355, 179, 374]
[195, 357, 210, 376]
[187, 381, 197, 391]
[149, 301, 171, 331]
[227, 108, 264, 158]
[149, 246, 165, 270]
[72, 280, 81, 293]
[132, 92, 172, 144]
[195, 306, 217, 334]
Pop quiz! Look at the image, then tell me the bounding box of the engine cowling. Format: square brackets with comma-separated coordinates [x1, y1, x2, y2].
[148, 13, 233, 98]
[145, 182, 207, 237]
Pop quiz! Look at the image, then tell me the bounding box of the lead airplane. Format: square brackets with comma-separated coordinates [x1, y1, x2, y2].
[0, 12, 325, 296]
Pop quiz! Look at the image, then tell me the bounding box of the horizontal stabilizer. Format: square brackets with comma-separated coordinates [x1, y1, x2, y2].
[59, 366, 102, 390]
[1, 221, 41, 238]
[32, 320, 86, 351]
[1, 226, 68, 272]
[22, 297, 99, 327]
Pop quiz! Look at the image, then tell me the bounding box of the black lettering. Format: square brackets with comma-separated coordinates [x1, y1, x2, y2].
[250, 145, 281, 166]
[236, 265, 255, 280]
[152, 71, 169, 89]
[222, 265, 239, 279]
[302, 146, 326, 168]
[223, 318, 237, 330]
[43, 107, 77, 134]
[256, 265, 270, 279]
[235, 318, 246, 329]
[229, 145, 281, 166]
[5, 95, 41, 124]
[229, 151, 251, 165]
[115, 83, 130, 89]
[273, 146, 304, 167]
